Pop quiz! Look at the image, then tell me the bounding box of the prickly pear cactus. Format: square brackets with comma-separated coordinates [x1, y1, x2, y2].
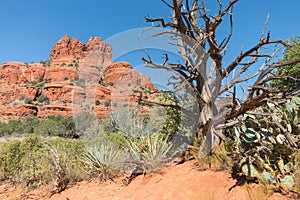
[226, 97, 300, 190]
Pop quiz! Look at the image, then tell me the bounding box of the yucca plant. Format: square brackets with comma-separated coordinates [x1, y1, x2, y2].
[81, 141, 125, 181]
[126, 134, 173, 172]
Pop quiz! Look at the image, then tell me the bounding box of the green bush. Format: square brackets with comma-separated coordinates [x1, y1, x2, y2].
[0, 140, 21, 178]
[34, 116, 78, 138]
[24, 97, 33, 104]
[0, 115, 39, 136]
[27, 81, 37, 86]
[22, 115, 40, 134]
[104, 100, 111, 107]
[0, 115, 77, 138]
[95, 100, 101, 106]
[37, 95, 49, 104]
[107, 131, 130, 148]
[40, 60, 50, 67]
[0, 119, 23, 136]
[0, 135, 87, 190]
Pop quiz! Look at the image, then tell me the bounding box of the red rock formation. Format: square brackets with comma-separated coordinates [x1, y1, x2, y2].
[50, 35, 86, 64]
[95, 106, 112, 118]
[95, 85, 112, 102]
[0, 35, 157, 120]
[24, 64, 45, 82]
[38, 104, 73, 119]
[0, 86, 38, 105]
[0, 104, 38, 120]
[50, 35, 112, 68]
[42, 83, 73, 103]
[44, 66, 77, 82]
[0, 62, 27, 85]
[103, 62, 132, 85]
[104, 62, 157, 91]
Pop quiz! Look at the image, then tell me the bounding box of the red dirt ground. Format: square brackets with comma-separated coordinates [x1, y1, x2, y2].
[0, 160, 295, 200]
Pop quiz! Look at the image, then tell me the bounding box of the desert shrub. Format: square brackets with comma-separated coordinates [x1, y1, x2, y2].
[108, 82, 114, 86]
[0, 135, 47, 187]
[107, 131, 130, 148]
[34, 116, 78, 138]
[0, 119, 23, 136]
[40, 60, 50, 67]
[0, 135, 87, 190]
[44, 137, 87, 189]
[0, 140, 22, 178]
[24, 97, 33, 104]
[22, 115, 40, 134]
[47, 116, 77, 138]
[27, 81, 37, 86]
[157, 92, 181, 137]
[108, 105, 176, 172]
[95, 99, 101, 106]
[0, 122, 9, 136]
[104, 100, 111, 107]
[70, 58, 79, 68]
[0, 115, 77, 137]
[37, 95, 49, 104]
[195, 143, 232, 171]
[34, 118, 61, 136]
[59, 116, 78, 138]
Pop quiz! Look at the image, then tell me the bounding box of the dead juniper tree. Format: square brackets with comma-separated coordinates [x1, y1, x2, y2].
[139, 0, 300, 152]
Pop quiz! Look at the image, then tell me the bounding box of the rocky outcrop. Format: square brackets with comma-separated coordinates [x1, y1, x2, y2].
[44, 66, 77, 82]
[95, 106, 112, 118]
[42, 83, 73, 103]
[50, 35, 86, 64]
[0, 86, 38, 105]
[38, 104, 73, 119]
[50, 35, 112, 68]
[94, 85, 112, 102]
[103, 62, 132, 85]
[0, 35, 157, 120]
[0, 104, 38, 121]
[24, 64, 46, 82]
[0, 62, 27, 85]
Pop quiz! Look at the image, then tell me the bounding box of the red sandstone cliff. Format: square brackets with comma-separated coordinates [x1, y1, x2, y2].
[0, 35, 157, 120]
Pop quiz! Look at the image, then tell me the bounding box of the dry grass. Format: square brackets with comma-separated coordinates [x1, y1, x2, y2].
[245, 183, 273, 200]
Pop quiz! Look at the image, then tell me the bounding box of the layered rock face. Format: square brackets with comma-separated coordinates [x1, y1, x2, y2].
[0, 35, 157, 121]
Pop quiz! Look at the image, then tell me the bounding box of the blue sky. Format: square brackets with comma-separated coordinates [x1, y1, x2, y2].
[0, 0, 299, 65]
